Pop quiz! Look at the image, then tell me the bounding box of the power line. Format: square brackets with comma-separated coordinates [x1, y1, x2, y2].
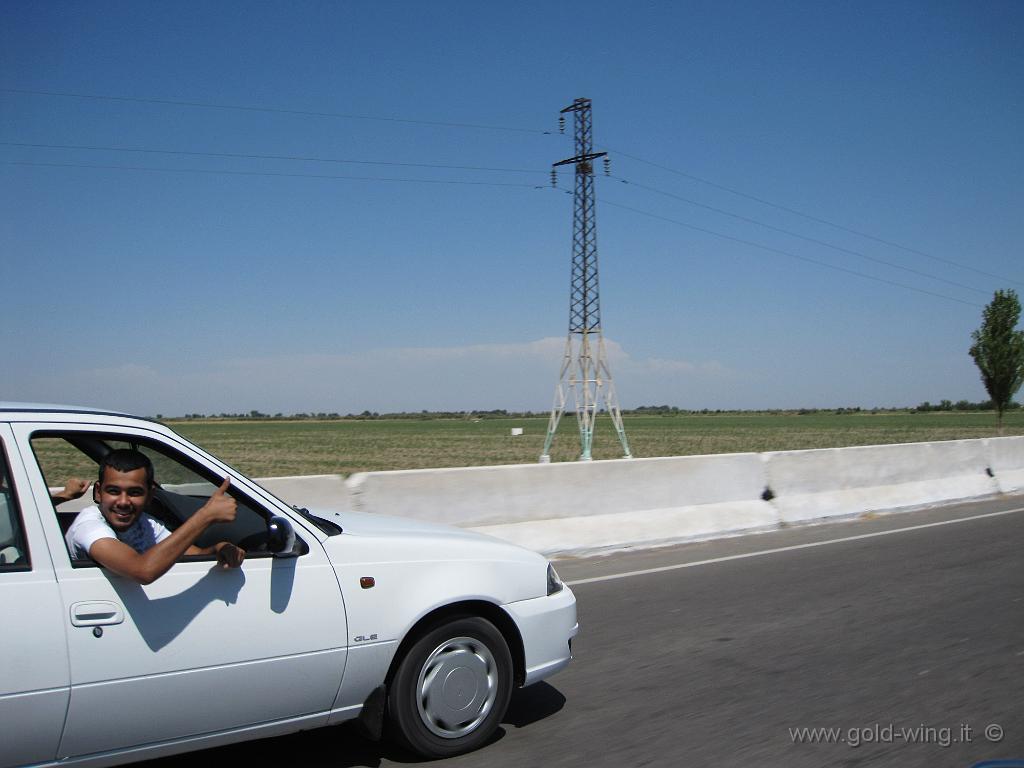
[0, 158, 988, 307]
[0, 87, 555, 135]
[7, 146, 990, 294]
[1, 160, 544, 188]
[6, 87, 1013, 289]
[602, 145, 1023, 288]
[609, 174, 989, 296]
[0, 141, 543, 174]
[598, 197, 983, 309]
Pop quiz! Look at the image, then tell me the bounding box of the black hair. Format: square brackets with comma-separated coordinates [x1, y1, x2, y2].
[98, 448, 154, 486]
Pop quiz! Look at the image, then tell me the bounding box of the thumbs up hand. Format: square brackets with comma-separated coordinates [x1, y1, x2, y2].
[200, 477, 237, 525]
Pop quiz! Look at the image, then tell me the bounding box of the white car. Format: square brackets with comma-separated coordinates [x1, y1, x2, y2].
[0, 404, 577, 767]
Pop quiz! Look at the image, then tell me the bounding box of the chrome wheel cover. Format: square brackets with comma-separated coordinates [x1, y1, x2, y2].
[416, 635, 498, 738]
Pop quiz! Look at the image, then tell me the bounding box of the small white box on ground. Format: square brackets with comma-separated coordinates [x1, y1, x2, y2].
[511, 427, 524, 436]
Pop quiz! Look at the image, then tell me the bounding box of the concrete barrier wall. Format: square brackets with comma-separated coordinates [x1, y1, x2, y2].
[253, 474, 351, 510]
[987, 436, 1024, 494]
[764, 439, 1000, 524]
[342, 437, 1024, 553]
[345, 453, 777, 554]
[347, 452, 774, 528]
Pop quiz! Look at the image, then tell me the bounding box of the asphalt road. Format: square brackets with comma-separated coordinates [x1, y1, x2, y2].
[143, 496, 1024, 768]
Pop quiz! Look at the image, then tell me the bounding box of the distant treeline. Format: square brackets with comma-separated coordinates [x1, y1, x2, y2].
[632, 400, 1019, 415]
[159, 400, 1019, 421]
[913, 399, 1019, 412]
[167, 409, 540, 421]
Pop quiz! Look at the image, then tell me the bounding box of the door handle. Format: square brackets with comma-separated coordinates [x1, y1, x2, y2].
[70, 601, 125, 627]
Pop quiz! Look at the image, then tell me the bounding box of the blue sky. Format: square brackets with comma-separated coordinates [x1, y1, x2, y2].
[2, 1, 1021, 416]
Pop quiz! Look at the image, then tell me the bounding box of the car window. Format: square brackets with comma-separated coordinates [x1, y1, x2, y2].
[0, 443, 30, 571]
[31, 432, 284, 562]
[32, 435, 96, 492]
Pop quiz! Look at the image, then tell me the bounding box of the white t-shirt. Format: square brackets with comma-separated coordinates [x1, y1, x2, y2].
[66, 506, 171, 559]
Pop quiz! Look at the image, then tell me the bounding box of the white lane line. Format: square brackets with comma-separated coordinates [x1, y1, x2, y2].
[566, 506, 1024, 586]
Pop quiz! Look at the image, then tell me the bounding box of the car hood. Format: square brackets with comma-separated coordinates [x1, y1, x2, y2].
[305, 506, 545, 566]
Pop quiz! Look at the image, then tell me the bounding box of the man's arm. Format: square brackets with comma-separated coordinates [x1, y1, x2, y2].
[185, 541, 246, 568]
[89, 478, 239, 584]
[51, 477, 90, 505]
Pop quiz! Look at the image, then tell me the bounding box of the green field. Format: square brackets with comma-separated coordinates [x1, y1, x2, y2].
[163, 411, 1024, 478]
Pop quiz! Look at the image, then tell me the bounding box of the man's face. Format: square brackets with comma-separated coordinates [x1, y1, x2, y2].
[94, 466, 152, 532]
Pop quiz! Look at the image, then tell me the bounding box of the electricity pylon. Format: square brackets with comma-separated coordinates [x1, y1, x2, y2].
[540, 98, 632, 463]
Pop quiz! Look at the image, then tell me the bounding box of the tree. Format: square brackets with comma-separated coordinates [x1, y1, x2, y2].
[969, 289, 1024, 434]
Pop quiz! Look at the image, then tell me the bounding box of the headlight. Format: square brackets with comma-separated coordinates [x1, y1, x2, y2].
[547, 563, 564, 595]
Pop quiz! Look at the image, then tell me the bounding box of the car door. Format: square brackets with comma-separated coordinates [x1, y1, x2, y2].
[0, 424, 70, 767]
[14, 420, 349, 759]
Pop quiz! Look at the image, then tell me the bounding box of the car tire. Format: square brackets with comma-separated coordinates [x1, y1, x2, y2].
[387, 616, 513, 758]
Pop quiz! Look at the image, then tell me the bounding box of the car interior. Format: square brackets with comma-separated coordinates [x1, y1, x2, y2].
[31, 432, 298, 563]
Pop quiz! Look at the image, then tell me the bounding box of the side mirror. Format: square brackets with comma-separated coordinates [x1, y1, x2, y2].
[267, 515, 297, 557]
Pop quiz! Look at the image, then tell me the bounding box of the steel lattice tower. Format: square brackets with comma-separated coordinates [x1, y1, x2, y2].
[540, 98, 632, 463]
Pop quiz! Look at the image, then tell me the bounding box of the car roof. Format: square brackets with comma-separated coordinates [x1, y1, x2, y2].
[0, 402, 133, 417]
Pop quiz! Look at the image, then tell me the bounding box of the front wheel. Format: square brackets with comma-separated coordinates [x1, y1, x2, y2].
[387, 616, 513, 758]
